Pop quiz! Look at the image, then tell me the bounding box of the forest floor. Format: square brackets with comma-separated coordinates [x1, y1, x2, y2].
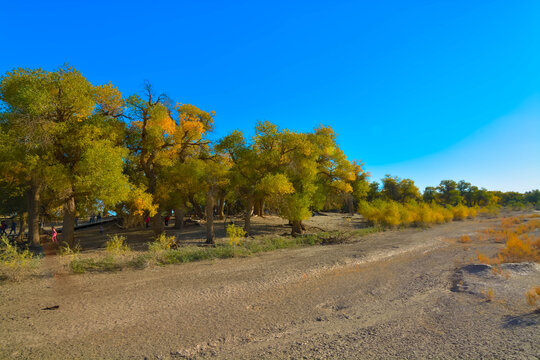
[0, 212, 539, 359]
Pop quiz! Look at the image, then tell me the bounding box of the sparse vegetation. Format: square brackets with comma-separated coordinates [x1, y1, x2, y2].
[65, 226, 384, 274]
[0, 236, 40, 280]
[148, 233, 177, 252]
[525, 286, 540, 308]
[475, 216, 540, 271]
[105, 234, 130, 255]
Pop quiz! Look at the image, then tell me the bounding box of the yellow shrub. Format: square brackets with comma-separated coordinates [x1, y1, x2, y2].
[525, 286, 540, 306]
[380, 201, 401, 227]
[227, 224, 246, 246]
[499, 233, 539, 263]
[399, 204, 416, 226]
[459, 235, 471, 243]
[452, 205, 469, 220]
[105, 234, 130, 255]
[501, 217, 521, 228]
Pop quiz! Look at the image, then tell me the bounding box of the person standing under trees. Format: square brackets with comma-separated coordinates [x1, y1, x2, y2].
[164, 215, 170, 227]
[145, 215, 151, 229]
[8, 220, 16, 236]
[51, 226, 58, 244]
[0, 221, 6, 236]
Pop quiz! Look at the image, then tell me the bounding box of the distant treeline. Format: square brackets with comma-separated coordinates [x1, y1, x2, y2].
[1, 65, 538, 246]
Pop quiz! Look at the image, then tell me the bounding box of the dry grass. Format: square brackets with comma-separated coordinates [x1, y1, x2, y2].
[476, 216, 540, 266]
[525, 286, 540, 307]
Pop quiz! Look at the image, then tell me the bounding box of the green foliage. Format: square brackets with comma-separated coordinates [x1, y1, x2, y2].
[105, 234, 130, 255]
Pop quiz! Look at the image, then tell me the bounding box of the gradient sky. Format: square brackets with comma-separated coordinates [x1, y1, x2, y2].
[1, 0, 539, 192]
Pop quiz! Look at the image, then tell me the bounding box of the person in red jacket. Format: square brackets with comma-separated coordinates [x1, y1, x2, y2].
[145, 216, 151, 229]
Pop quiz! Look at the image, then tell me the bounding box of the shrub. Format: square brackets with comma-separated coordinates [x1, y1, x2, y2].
[459, 235, 471, 243]
[0, 237, 35, 267]
[498, 233, 539, 263]
[452, 205, 469, 220]
[105, 234, 130, 255]
[358, 200, 479, 228]
[476, 220, 540, 265]
[148, 233, 176, 252]
[0, 237, 40, 280]
[501, 217, 521, 228]
[525, 286, 540, 307]
[58, 242, 82, 257]
[226, 224, 246, 246]
[481, 288, 495, 302]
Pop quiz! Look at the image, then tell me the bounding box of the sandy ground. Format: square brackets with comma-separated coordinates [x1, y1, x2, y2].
[0, 213, 539, 359]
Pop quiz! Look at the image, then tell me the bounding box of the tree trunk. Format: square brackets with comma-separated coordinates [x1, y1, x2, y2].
[260, 200, 265, 217]
[27, 179, 41, 246]
[254, 199, 265, 217]
[190, 196, 204, 219]
[291, 220, 303, 237]
[205, 190, 215, 244]
[243, 196, 253, 235]
[218, 194, 225, 220]
[17, 213, 27, 242]
[152, 211, 164, 235]
[174, 207, 184, 230]
[254, 199, 261, 217]
[346, 193, 354, 215]
[62, 194, 76, 246]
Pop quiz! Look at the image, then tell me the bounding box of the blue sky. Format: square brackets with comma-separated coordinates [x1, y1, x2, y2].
[1, 0, 538, 192]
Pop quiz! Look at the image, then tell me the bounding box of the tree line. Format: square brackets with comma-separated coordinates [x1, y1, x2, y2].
[1, 65, 538, 247]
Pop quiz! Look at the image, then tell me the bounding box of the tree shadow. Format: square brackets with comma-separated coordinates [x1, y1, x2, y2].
[502, 309, 540, 328]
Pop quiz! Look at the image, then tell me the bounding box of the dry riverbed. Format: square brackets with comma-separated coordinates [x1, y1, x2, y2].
[1, 214, 539, 359]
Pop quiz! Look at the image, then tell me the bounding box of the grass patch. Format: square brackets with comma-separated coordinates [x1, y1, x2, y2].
[70, 255, 122, 274]
[67, 226, 385, 274]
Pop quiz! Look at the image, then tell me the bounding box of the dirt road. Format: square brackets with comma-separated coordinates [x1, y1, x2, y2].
[1, 216, 539, 359]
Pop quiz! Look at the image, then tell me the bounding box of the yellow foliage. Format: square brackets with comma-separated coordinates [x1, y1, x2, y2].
[93, 83, 123, 115]
[105, 235, 130, 255]
[358, 200, 478, 228]
[525, 286, 540, 307]
[499, 233, 539, 263]
[451, 205, 469, 220]
[459, 235, 471, 243]
[181, 120, 205, 135]
[476, 219, 540, 264]
[227, 224, 246, 246]
[501, 217, 521, 228]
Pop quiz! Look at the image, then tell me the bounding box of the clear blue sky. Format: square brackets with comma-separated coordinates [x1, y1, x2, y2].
[1, 0, 539, 192]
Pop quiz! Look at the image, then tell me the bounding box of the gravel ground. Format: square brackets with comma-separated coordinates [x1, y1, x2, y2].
[0, 215, 539, 359]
